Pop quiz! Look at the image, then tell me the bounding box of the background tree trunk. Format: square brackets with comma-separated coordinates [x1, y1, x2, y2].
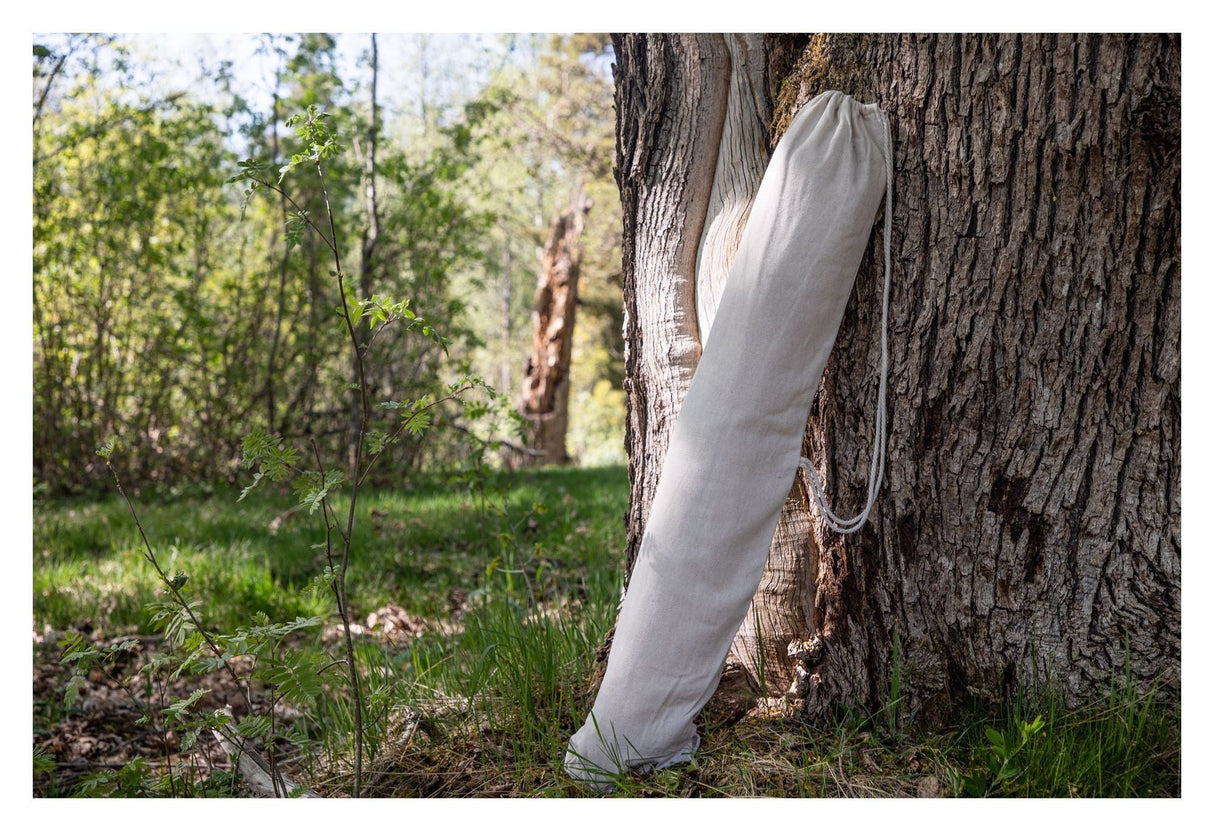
[612, 33, 1180, 719]
[520, 189, 591, 465]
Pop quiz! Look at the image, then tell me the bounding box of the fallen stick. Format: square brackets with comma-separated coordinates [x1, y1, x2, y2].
[211, 711, 318, 798]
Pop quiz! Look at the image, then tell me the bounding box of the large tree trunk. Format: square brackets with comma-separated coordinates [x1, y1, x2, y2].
[611, 33, 1179, 719]
[520, 189, 590, 465]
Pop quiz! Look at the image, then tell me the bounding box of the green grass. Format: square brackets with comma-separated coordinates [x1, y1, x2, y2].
[32, 464, 1179, 798]
[946, 679, 1179, 797]
[33, 465, 629, 796]
[33, 465, 628, 635]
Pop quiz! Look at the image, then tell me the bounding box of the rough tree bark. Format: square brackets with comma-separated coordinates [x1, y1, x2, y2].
[610, 33, 1179, 719]
[520, 189, 591, 465]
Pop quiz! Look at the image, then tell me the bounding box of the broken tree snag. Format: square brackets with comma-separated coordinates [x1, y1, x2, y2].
[519, 188, 590, 466]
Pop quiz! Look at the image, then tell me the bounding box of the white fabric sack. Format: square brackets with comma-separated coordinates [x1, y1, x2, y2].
[564, 90, 893, 785]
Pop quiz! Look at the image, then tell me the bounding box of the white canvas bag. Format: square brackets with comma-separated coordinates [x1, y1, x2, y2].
[565, 90, 893, 785]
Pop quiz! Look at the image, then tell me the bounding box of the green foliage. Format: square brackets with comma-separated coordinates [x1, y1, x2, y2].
[34, 34, 504, 494]
[217, 613, 324, 661]
[945, 674, 1179, 798]
[238, 428, 301, 501]
[35, 36, 257, 491]
[147, 599, 204, 650]
[882, 625, 904, 736]
[953, 715, 1046, 796]
[261, 649, 331, 707]
[95, 438, 118, 460]
[292, 468, 346, 514]
[284, 211, 309, 249]
[162, 687, 212, 723]
[74, 758, 160, 798]
[281, 106, 345, 177]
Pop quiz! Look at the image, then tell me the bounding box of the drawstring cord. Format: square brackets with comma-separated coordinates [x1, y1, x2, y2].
[800, 109, 893, 535]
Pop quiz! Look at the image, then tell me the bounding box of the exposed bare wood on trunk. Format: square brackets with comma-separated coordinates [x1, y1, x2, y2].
[520, 189, 590, 465]
[694, 34, 770, 344]
[613, 32, 1180, 717]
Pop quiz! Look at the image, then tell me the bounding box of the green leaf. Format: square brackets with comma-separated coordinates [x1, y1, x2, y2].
[240, 427, 275, 469]
[295, 469, 345, 514]
[304, 566, 338, 599]
[181, 728, 201, 753]
[1020, 715, 1045, 739]
[284, 210, 308, 248]
[366, 430, 393, 455]
[404, 408, 432, 437]
[238, 471, 264, 502]
[262, 443, 299, 481]
[33, 747, 55, 775]
[59, 631, 93, 662]
[962, 774, 989, 797]
[101, 640, 140, 661]
[262, 651, 327, 706]
[162, 687, 211, 722]
[236, 715, 273, 739]
[64, 674, 87, 709]
[299, 489, 327, 514]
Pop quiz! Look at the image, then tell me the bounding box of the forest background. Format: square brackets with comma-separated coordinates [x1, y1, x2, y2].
[32, 32, 624, 495]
